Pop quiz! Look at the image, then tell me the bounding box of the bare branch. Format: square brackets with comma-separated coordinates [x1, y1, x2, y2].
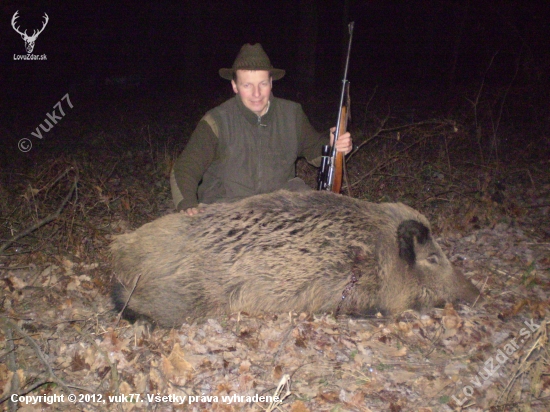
[1, 316, 71, 395]
[0, 168, 78, 255]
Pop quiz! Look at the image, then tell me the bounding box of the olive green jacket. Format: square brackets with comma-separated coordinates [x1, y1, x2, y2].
[171, 94, 326, 210]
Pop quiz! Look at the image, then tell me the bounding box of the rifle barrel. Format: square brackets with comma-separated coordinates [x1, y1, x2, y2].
[330, 22, 354, 186]
[317, 21, 354, 193]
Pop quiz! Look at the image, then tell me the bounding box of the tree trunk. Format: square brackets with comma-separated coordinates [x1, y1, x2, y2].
[296, 0, 319, 90]
[448, 0, 470, 88]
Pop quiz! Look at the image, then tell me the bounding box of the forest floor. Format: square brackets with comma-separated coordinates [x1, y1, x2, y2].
[1, 82, 549, 411]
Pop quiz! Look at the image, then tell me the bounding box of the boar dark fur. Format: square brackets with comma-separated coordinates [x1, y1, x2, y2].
[111, 190, 479, 327]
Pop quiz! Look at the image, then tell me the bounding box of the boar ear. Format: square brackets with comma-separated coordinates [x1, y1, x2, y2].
[397, 220, 431, 265]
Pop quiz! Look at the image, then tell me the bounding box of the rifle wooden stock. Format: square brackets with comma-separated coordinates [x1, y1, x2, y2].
[331, 106, 348, 193]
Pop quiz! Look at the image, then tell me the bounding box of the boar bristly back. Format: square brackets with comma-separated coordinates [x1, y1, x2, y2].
[110, 190, 479, 327]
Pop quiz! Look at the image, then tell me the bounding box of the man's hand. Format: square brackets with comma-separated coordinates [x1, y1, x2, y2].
[329, 128, 353, 155]
[182, 207, 202, 216]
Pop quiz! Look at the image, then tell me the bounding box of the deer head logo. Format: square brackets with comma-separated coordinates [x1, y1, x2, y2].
[11, 11, 49, 54]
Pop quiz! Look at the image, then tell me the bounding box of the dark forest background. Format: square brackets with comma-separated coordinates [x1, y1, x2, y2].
[2, 1, 549, 99]
[0, 0, 549, 171]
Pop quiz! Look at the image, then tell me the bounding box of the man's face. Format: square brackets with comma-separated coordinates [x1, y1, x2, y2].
[231, 70, 272, 116]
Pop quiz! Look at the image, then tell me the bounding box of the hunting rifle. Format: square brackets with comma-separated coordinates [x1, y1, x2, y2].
[317, 21, 354, 193]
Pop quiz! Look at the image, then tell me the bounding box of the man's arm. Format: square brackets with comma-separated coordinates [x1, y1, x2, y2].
[298, 106, 352, 166]
[296, 106, 328, 167]
[171, 119, 218, 211]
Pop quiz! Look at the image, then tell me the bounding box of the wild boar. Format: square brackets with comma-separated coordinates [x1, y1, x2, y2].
[111, 190, 479, 327]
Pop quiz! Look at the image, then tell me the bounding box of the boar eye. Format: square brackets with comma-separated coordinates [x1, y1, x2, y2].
[427, 254, 439, 265]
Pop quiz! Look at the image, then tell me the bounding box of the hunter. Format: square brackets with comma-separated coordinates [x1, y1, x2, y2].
[171, 43, 352, 215]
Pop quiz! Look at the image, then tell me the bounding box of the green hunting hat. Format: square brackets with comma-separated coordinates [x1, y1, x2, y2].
[219, 43, 285, 80]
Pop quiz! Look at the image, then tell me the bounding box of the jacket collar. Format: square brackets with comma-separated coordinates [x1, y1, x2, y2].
[235, 93, 275, 126]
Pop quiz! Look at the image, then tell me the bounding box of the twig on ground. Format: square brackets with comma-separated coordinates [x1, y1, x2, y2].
[472, 276, 488, 308]
[43, 168, 73, 198]
[0, 170, 78, 255]
[3, 325, 20, 411]
[265, 374, 292, 412]
[115, 274, 142, 327]
[1, 317, 71, 394]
